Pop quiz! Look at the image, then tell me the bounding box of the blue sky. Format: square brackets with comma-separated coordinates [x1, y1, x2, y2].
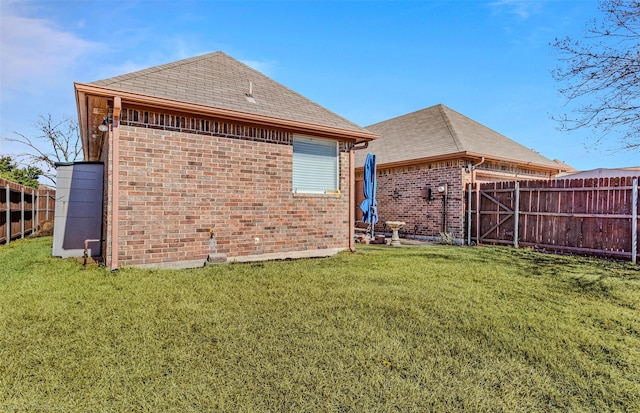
[1, 0, 637, 171]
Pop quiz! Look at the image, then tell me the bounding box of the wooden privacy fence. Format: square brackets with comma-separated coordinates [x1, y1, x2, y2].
[0, 178, 56, 244]
[467, 177, 639, 263]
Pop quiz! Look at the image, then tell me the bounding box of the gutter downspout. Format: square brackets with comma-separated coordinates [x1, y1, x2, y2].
[470, 157, 484, 246]
[111, 97, 122, 271]
[349, 141, 369, 252]
[470, 156, 485, 185]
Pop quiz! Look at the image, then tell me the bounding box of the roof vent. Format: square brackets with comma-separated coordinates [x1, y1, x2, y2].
[245, 81, 256, 103]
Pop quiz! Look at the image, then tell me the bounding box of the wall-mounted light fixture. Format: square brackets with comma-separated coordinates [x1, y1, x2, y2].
[98, 116, 109, 132]
[392, 187, 401, 200]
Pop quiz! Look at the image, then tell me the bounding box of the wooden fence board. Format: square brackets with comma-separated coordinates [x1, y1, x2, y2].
[469, 176, 639, 263]
[0, 178, 55, 244]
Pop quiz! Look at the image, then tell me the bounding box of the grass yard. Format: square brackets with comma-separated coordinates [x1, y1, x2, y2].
[1, 237, 639, 412]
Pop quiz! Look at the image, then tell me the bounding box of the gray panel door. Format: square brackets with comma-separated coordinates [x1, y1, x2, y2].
[52, 163, 104, 258]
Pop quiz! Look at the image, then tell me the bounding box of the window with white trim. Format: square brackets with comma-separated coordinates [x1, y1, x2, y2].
[292, 136, 339, 194]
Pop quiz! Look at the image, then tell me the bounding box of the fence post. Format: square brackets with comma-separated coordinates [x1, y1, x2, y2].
[35, 190, 39, 230]
[20, 188, 25, 238]
[467, 183, 472, 246]
[5, 185, 9, 244]
[46, 191, 50, 221]
[31, 189, 35, 235]
[475, 184, 481, 243]
[632, 178, 638, 265]
[514, 181, 520, 248]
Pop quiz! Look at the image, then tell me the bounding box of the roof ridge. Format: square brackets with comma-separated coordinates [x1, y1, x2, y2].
[93, 51, 225, 87]
[195, 52, 366, 131]
[438, 104, 463, 152]
[358, 103, 566, 171]
[366, 103, 441, 129]
[84, 51, 370, 134]
[232, 59, 365, 131]
[442, 104, 531, 148]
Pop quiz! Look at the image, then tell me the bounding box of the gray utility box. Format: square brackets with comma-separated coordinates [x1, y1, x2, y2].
[52, 162, 104, 258]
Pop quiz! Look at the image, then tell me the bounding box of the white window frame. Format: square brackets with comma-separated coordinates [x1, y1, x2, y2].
[292, 136, 339, 194]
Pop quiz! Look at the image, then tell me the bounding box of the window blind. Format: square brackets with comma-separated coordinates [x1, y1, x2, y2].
[292, 136, 338, 193]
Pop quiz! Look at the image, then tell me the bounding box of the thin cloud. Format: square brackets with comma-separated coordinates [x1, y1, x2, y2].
[0, 15, 101, 88]
[241, 59, 277, 76]
[489, 0, 543, 20]
[91, 60, 154, 83]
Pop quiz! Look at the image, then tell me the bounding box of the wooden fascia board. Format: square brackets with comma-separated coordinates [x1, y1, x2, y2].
[75, 90, 89, 160]
[474, 169, 552, 181]
[463, 151, 570, 174]
[356, 151, 567, 174]
[74, 82, 379, 143]
[355, 152, 472, 172]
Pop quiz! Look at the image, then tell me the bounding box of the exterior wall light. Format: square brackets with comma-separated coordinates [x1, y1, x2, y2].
[98, 117, 109, 132]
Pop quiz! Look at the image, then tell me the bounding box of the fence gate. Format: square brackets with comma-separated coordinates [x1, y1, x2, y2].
[472, 181, 519, 246]
[469, 178, 639, 263]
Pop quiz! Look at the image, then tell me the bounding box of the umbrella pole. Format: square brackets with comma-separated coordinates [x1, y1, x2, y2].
[371, 208, 374, 238]
[372, 155, 376, 239]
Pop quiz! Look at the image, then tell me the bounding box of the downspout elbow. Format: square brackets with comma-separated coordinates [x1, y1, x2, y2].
[470, 156, 485, 185]
[472, 156, 485, 169]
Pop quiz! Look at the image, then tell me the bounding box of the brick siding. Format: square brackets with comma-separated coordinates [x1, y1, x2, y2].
[363, 160, 554, 242]
[372, 160, 468, 240]
[104, 125, 350, 267]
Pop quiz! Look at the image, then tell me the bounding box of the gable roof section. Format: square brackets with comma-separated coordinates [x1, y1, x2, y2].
[356, 104, 567, 171]
[85, 51, 373, 138]
[557, 167, 640, 179]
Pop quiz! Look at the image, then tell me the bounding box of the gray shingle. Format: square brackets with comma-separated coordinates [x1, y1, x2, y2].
[90, 52, 369, 134]
[356, 104, 566, 170]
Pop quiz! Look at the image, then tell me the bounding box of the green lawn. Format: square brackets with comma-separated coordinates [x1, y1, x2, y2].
[1, 237, 639, 412]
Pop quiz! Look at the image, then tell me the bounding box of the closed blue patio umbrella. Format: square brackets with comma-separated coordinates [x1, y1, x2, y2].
[359, 153, 378, 237]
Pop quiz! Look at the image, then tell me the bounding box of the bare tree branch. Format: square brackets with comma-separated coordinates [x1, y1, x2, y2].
[551, 0, 640, 154]
[1, 114, 82, 185]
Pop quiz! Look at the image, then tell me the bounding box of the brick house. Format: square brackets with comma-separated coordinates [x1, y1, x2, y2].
[354, 104, 570, 243]
[74, 52, 377, 269]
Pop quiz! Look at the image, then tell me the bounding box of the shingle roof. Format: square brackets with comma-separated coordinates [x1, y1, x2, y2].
[90, 51, 369, 134]
[557, 167, 640, 179]
[356, 104, 566, 170]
